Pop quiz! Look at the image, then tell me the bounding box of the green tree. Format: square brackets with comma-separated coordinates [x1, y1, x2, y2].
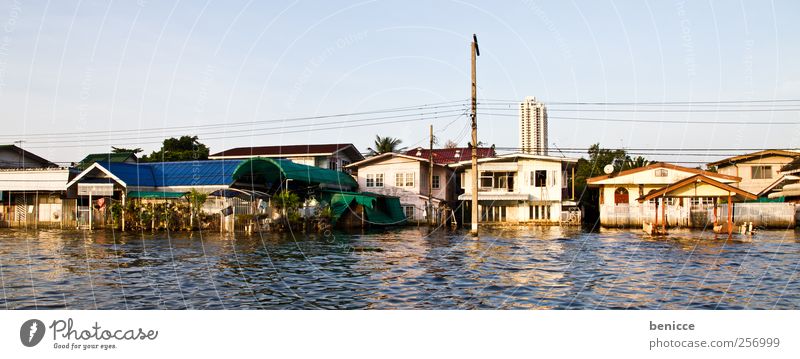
[367, 135, 404, 155]
[186, 188, 208, 229]
[622, 156, 650, 171]
[141, 135, 210, 162]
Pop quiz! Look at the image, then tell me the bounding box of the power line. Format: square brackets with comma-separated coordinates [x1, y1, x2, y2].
[478, 98, 800, 105]
[480, 112, 800, 125]
[24, 112, 467, 149]
[22, 109, 466, 145]
[0, 100, 470, 140]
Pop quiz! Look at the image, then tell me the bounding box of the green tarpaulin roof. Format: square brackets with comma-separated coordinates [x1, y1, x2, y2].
[320, 190, 406, 225]
[127, 191, 188, 199]
[77, 152, 137, 169]
[231, 158, 357, 189]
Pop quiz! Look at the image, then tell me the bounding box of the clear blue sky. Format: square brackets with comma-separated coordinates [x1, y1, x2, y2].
[0, 0, 798, 165]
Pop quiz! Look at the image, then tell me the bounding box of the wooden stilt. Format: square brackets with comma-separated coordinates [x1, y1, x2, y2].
[654, 199, 659, 228]
[713, 199, 718, 226]
[727, 194, 733, 238]
[661, 197, 667, 234]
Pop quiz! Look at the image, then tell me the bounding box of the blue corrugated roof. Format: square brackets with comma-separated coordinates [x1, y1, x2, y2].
[94, 160, 243, 187]
[150, 160, 243, 186]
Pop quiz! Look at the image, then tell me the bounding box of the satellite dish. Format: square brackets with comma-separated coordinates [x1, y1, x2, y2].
[603, 164, 614, 174]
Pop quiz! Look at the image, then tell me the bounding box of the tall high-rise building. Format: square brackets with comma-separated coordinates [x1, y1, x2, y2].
[519, 96, 548, 155]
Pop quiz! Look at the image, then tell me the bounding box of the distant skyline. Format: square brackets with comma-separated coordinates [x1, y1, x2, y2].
[0, 0, 798, 166]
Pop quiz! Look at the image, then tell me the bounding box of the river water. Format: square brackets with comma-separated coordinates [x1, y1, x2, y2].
[0, 227, 798, 309]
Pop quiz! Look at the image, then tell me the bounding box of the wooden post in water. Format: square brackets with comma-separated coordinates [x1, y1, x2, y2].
[727, 193, 733, 238]
[713, 199, 718, 227]
[121, 192, 126, 232]
[661, 197, 667, 234]
[88, 192, 93, 231]
[654, 199, 659, 230]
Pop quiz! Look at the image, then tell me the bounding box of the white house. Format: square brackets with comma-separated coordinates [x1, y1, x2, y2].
[345, 153, 455, 222]
[0, 167, 76, 228]
[586, 163, 742, 228]
[451, 153, 579, 224]
[706, 149, 800, 196]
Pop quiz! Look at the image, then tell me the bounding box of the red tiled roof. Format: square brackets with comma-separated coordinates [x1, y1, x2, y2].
[403, 147, 496, 165]
[210, 143, 363, 160]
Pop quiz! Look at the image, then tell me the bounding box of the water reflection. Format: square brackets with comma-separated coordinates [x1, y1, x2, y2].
[0, 227, 798, 309]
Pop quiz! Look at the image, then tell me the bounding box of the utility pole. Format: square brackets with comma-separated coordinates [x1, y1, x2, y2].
[470, 34, 480, 234]
[428, 124, 434, 227]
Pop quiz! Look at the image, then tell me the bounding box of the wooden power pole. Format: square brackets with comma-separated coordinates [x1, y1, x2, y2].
[470, 34, 480, 234]
[428, 124, 434, 227]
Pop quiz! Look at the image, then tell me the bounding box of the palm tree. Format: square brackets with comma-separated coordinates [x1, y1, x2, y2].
[367, 135, 404, 155]
[623, 156, 650, 170]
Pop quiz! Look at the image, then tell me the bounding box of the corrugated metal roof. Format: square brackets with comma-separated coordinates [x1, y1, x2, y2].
[94, 160, 244, 187]
[403, 147, 496, 164]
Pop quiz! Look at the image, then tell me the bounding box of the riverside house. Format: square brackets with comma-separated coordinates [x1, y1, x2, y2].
[0, 144, 76, 229]
[451, 153, 579, 225]
[345, 152, 455, 223]
[706, 149, 800, 196]
[65, 158, 360, 230]
[345, 147, 496, 224]
[585, 162, 798, 229]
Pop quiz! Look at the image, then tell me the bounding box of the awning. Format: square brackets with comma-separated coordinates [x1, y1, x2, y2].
[458, 193, 530, 201]
[209, 188, 271, 199]
[127, 191, 188, 199]
[231, 158, 357, 190]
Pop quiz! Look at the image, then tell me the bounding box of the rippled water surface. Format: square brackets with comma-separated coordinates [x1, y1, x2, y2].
[1, 227, 798, 309]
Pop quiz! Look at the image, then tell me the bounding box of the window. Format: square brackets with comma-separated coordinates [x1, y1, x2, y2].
[655, 169, 668, 177]
[341, 160, 351, 173]
[403, 206, 414, 219]
[328, 159, 337, 171]
[432, 175, 440, 189]
[479, 172, 493, 188]
[533, 170, 547, 187]
[479, 172, 514, 190]
[405, 173, 414, 187]
[395, 173, 415, 187]
[690, 197, 715, 206]
[366, 174, 383, 188]
[751, 166, 772, 179]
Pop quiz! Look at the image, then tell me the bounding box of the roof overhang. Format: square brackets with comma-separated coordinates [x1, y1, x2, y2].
[637, 174, 757, 202]
[458, 193, 531, 201]
[66, 162, 128, 189]
[706, 149, 800, 167]
[345, 152, 446, 168]
[587, 162, 741, 186]
[448, 153, 577, 168]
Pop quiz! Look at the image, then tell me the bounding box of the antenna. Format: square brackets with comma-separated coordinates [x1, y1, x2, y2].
[552, 142, 565, 158]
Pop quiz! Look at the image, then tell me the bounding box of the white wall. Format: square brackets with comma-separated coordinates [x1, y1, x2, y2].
[353, 156, 452, 221]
